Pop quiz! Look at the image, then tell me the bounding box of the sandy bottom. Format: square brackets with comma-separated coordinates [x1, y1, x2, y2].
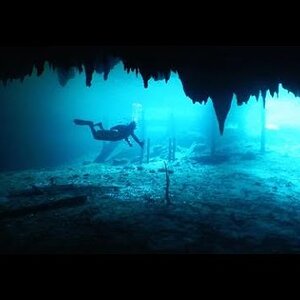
[1, 145, 300, 254]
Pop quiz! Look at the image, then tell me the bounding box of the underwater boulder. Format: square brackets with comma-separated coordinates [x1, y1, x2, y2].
[190, 143, 207, 155]
[240, 151, 256, 160]
[112, 158, 129, 166]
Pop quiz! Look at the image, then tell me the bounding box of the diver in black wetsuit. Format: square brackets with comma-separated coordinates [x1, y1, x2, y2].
[74, 119, 144, 148]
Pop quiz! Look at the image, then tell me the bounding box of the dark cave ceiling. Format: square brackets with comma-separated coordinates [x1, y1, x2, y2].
[1, 46, 300, 133]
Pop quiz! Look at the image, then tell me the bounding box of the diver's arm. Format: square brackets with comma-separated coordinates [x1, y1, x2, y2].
[131, 133, 144, 148]
[125, 137, 133, 147]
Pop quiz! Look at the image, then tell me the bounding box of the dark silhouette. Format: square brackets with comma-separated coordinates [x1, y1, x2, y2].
[74, 119, 144, 148]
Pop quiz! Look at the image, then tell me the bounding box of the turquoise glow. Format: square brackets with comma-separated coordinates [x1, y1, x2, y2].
[266, 84, 300, 130]
[2, 61, 300, 254]
[0, 62, 214, 170]
[1, 62, 300, 170]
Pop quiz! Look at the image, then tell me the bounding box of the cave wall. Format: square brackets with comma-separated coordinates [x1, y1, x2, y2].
[1, 46, 300, 133]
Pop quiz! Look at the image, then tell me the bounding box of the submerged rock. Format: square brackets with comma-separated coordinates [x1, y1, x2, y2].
[123, 165, 135, 171]
[190, 143, 207, 155]
[112, 159, 129, 166]
[240, 151, 256, 160]
[69, 174, 80, 180]
[192, 155, 230, 165]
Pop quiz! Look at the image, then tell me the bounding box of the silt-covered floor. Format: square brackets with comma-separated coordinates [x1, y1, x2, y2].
[0, 145, 300, 254]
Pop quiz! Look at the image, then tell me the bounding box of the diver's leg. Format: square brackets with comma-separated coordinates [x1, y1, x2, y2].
[73, 119, 101, 139]
[88, 124, 100, 139]
[94, 122, 104, 130]
[74, 119, 94, 126]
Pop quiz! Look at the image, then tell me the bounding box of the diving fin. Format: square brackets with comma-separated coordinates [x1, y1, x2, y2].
[73, 119, 94, 126]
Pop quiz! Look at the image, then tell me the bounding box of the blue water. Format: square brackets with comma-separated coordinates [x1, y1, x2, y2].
[1, 63, 300, 254]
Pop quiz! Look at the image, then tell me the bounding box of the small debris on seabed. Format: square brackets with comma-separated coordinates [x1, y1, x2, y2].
[0, 147, 300, 254]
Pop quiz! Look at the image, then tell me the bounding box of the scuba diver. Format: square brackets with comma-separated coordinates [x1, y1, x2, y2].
[73, 119, 144, 148]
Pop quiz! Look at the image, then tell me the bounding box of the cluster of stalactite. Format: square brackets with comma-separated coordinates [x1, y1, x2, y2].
[1, 46, 300, 133]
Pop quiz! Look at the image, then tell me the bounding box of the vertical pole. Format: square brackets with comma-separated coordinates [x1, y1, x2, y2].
[95, 114, 110, 163]
[172, 137, 176, 161]
[164, 161, 171, 206]
[140, 146, 144, 164]
[169, 112, 176, 161]
[147, 138, 150, 163]
[168, 138, 172, 161]
[140, 108, 145, 164]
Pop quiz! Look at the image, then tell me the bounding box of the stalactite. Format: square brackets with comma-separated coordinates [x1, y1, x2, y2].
[83, 62, 94, 87]
[35, 62, 45, 76]
[57, 67, 75, 87]
[261, 89, 267, 103]
[141, 72, 150, 88]
[77, 64, 83, 73]
[212, 94, 233, 135]
[164, 70, 171, 83]
[1, 46, 300, 134]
